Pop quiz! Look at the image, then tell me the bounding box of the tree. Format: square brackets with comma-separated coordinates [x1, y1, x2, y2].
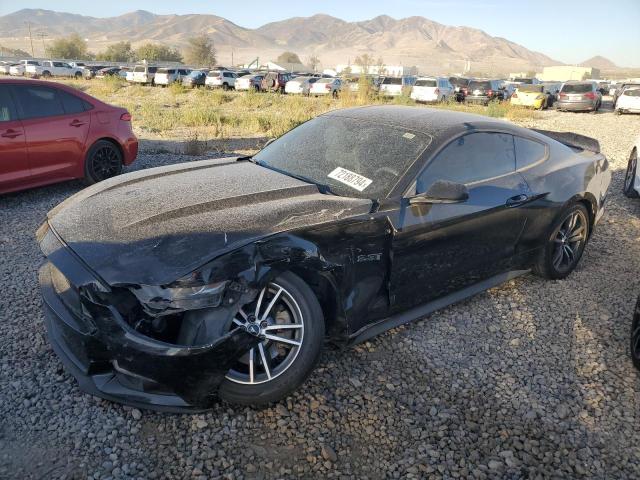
[134, 43, 182, 63]
[354, 53, 374, 74]
[308, 55, 320, 72]
[96, 41, 134, 63]
[276, 51, 302, 65]
[48, 33, 90, 59]
[184, 34, 216, 66]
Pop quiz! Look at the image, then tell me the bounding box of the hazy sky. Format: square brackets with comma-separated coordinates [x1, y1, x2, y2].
[4, 0, 640, 67]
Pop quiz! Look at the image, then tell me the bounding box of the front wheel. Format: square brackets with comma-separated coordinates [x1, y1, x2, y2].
[533, 204, 590, 280]
[84, 140, 123, 185]
[219, 271, 325, 406]
[624, 148, 639, 198]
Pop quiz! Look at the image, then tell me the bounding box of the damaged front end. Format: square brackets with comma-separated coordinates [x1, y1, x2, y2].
[37, 223, 267, 411]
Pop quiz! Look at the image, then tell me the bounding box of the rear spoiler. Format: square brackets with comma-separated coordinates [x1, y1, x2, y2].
[532, 129, 600, 154]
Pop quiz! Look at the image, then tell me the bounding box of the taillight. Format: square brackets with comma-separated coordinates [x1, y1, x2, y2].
[487, 89, 493, 96]
[325, 83, 331, 90]
[512, 92, 518, 98]
[434, 88, 440, 95]
[559, 92, 567, 97]
[584, 92, 595, 99]
[120, 112, 131, 121]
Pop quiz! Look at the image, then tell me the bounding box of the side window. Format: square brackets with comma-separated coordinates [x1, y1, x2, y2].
[59, 90, 87, 114]
[515, 137, 546, 170]
[0, 86, 17, 121]
[416, 133, 515, 193]
[12, 85, 65, 120]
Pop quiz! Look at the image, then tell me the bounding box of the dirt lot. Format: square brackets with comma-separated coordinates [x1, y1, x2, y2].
[1, 102, 639, 479]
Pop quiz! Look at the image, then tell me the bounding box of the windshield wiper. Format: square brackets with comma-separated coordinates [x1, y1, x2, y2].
[253, 161, 338, 196]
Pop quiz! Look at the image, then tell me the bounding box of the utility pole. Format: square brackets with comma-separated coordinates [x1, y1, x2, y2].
[231, 48, 234, 67]
[25, 22, 35, 57]
[37, 32, 48, 58]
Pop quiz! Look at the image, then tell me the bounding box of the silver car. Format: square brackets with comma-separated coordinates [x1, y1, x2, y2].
[556, 81, 602, 112]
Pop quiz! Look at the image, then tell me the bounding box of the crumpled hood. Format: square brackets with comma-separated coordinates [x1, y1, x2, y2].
[47, 158, 371, 285]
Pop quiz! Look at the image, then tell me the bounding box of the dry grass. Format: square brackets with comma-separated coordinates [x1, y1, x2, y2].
[58, 78, 539, 145]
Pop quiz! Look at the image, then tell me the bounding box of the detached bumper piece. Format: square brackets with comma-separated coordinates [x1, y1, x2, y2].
[38, 230, 256, 411]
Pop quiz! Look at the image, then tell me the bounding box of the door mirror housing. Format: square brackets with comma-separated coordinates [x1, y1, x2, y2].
[409, 180, 469, 205]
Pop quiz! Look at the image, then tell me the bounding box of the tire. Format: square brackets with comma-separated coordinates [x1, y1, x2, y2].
[84, 140, 123, 185]
[533, 203, 590, 280]
[222, 83, 229, 91]
[332, 89, 338, 98]
[42, 71, 51, 78]
[630, 296, 640, 371]
[623, 148, 639, 198]
[219, 271, 325, 406]
[74, 72, 82, 79]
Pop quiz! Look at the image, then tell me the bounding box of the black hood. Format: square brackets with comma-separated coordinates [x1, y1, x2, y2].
[47, 158, 371, 285]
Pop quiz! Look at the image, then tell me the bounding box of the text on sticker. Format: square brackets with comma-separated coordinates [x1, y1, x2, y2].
[327, 167, 373, 192]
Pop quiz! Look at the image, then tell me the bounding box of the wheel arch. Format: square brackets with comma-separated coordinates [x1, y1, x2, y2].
[89, 137, 125, 163]
[287, 265, 346, 341]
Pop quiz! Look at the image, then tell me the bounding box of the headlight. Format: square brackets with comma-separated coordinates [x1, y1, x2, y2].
[132, 279, 229, 316]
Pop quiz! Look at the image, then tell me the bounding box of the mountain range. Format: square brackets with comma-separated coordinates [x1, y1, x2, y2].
[0, 8, 614, 74]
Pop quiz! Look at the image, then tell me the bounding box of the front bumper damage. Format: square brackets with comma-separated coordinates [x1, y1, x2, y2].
[38, 228, 258, 411]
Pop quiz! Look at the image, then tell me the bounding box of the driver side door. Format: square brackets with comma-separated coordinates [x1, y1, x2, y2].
[390, 132, 532, 312]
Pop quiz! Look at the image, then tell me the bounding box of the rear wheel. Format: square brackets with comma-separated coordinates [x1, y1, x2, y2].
[74, 72, 82, 79]
[624, 148, 639, 198]
[42, 71, 51, 78]
[219, 271, 325, 406]
[84, 140, 123, 185]
[533, 204, 590, 280]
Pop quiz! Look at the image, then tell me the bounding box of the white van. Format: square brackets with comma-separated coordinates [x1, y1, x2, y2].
[410, 77, 454, 103]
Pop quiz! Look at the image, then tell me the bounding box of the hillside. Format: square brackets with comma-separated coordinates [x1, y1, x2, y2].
[0, 8, 559, 74]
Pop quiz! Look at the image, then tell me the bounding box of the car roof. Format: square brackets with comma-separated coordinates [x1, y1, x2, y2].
[321, 106, 525, 142]
[0, 77, 107, 106]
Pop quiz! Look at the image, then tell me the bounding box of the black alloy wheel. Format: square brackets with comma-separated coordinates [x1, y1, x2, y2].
[534, 204, 590, 280]
[624, 148, 639, 198]
[84, 140, 123, 185]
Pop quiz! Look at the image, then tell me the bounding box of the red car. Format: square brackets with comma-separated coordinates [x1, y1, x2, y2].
[0, 78, 137, 195]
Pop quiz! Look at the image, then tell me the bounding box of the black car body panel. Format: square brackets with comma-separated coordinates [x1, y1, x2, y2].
[38, 106, 611, 410]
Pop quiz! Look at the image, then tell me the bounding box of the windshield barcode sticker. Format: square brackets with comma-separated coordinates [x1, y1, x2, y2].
[328, 167, 373, 192]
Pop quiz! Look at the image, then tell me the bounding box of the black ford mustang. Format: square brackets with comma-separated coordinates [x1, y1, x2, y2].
[37, 106, 611, 410]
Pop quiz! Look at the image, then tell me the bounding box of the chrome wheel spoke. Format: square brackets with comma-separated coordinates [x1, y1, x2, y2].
[264, 334, 301, 347]
[232, 318, 245, 327]
[264, 324, 303, 331]
[249, 348, 255, 383]
[258, 343, 272, 380]
[259, 286, 283, 322]
[254, 287, 266, 318]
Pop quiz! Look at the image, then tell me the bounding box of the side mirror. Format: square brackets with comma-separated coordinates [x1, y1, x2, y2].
[409, 180, 469, 205]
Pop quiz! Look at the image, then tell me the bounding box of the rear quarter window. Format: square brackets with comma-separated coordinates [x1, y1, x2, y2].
[515, 137, 547, 170]
[59, 90, 88, 114]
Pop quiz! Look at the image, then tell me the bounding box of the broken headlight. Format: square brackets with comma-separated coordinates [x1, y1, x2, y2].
[132, 279, 229, 316]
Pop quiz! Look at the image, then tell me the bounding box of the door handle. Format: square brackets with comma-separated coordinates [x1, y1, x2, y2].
[0, 129, 22, 138]
[506, 194, 529, 207]
[69, 119, 86, 127]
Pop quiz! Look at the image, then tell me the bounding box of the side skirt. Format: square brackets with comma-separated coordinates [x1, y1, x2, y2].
[348, 269, 530, 345]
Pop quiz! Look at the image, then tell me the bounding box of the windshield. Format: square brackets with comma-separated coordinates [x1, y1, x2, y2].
[469, 81, 492, 90]
[514, 78, 534, 84]
[519, 84, 544, 93]
[382, 77, 402, 85]
[562, 83, 592, 93]
[415, 79, 437, 87]
[253, 115, 432, 199]
[189, 71, 203, 77]
[624, 88, 640, 97]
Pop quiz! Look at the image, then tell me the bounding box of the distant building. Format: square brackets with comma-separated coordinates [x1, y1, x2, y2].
[335, 64, 415, 77]
[538, 66, 601, 82]
[241, 60, 306, 72]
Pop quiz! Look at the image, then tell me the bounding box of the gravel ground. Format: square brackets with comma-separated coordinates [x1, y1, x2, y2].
[1, 106, 640, 479]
